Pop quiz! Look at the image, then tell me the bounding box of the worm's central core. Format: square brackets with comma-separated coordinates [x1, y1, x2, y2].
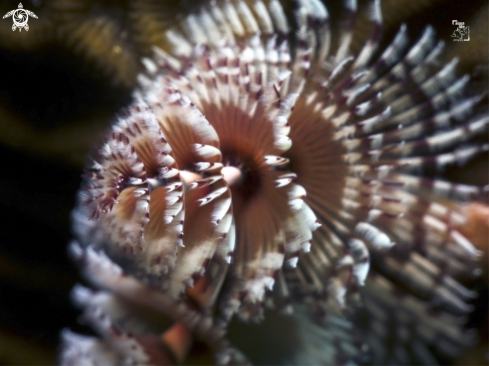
[221, 151, 262, 202]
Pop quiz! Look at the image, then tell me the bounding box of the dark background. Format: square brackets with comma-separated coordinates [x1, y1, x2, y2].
[0, 0, 486, 364]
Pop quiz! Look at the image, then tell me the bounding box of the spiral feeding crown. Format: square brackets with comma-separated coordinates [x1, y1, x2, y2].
[62, 1, 487, 365]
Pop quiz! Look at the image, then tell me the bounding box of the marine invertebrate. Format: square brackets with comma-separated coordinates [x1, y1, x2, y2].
[62, 0, 488, 364]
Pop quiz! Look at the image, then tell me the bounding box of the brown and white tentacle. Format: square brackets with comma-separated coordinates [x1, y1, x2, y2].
[67, 241, 251, 365]
[358, 275, 477, 365]
[141, 32, 317, 320]
[82, 102, 184, 283]
[140, 86, 234, 302]
[281, 1, 485, 317]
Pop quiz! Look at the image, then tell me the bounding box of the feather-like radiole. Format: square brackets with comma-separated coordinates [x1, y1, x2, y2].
[62, 0, 487, 365]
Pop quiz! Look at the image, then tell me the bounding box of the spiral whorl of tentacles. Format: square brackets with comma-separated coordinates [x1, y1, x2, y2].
[62, 0, 488, 365]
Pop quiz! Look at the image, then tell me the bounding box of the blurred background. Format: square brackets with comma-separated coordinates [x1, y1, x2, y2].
[0, 0, 487, 364]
